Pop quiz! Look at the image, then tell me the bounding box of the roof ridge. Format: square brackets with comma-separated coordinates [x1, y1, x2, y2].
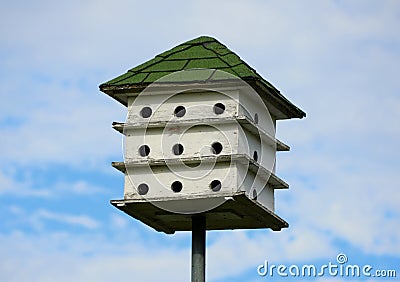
[180, 35, 219, 45]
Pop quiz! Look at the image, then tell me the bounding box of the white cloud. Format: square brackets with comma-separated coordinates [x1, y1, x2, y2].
[274, 84, 400, 255]
[0, 224, 332, 282]
[0, 169, 110, 198]
[0, 230, 190, 282]
[263, 0, 400, 256]
[8, 207, 101, 230]
[206, 225, 336, 281]
[0, 170, 51, 197]
[34, 209, 101, 229]
[109, 213, 130, 230]
[0, 0, 194, 74]
[0, 80, 125, 169]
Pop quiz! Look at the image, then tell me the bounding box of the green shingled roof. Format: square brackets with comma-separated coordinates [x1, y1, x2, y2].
[100, 36, 275, 88]
[100, 36, 306, 119]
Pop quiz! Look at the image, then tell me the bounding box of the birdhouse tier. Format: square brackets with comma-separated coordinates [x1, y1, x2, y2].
[112, 153, 288, 205]
[100, 36, 306, 120]
[112, 115, 289, 151]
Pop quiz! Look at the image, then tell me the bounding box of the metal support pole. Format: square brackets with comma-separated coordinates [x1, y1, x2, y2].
[191, 216, 206, 282]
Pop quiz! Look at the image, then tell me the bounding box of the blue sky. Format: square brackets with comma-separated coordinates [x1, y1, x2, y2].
[1, 0, 399, 281]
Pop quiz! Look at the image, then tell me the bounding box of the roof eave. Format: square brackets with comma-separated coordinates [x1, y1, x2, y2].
[100, 79, 306, 120]
[247, 79, 306, 120]
[99, 79, 248, 106]
[99, 83, 147, 106]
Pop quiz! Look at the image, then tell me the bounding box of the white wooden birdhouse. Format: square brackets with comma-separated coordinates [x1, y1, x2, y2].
[100, 36, 305, 234]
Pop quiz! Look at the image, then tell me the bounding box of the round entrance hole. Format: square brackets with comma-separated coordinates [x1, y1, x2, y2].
[211, 142, 223, 155]
[213, 103, 225, 115]
[137, 183, 149, 195]
[172, 143, 184, 155]
[171, 181, 183, 193]
[174, 105, 186, 117]
[138, 145, 150, 157]
[140, 106, 152, 118]
[210, 180, 222, 192]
